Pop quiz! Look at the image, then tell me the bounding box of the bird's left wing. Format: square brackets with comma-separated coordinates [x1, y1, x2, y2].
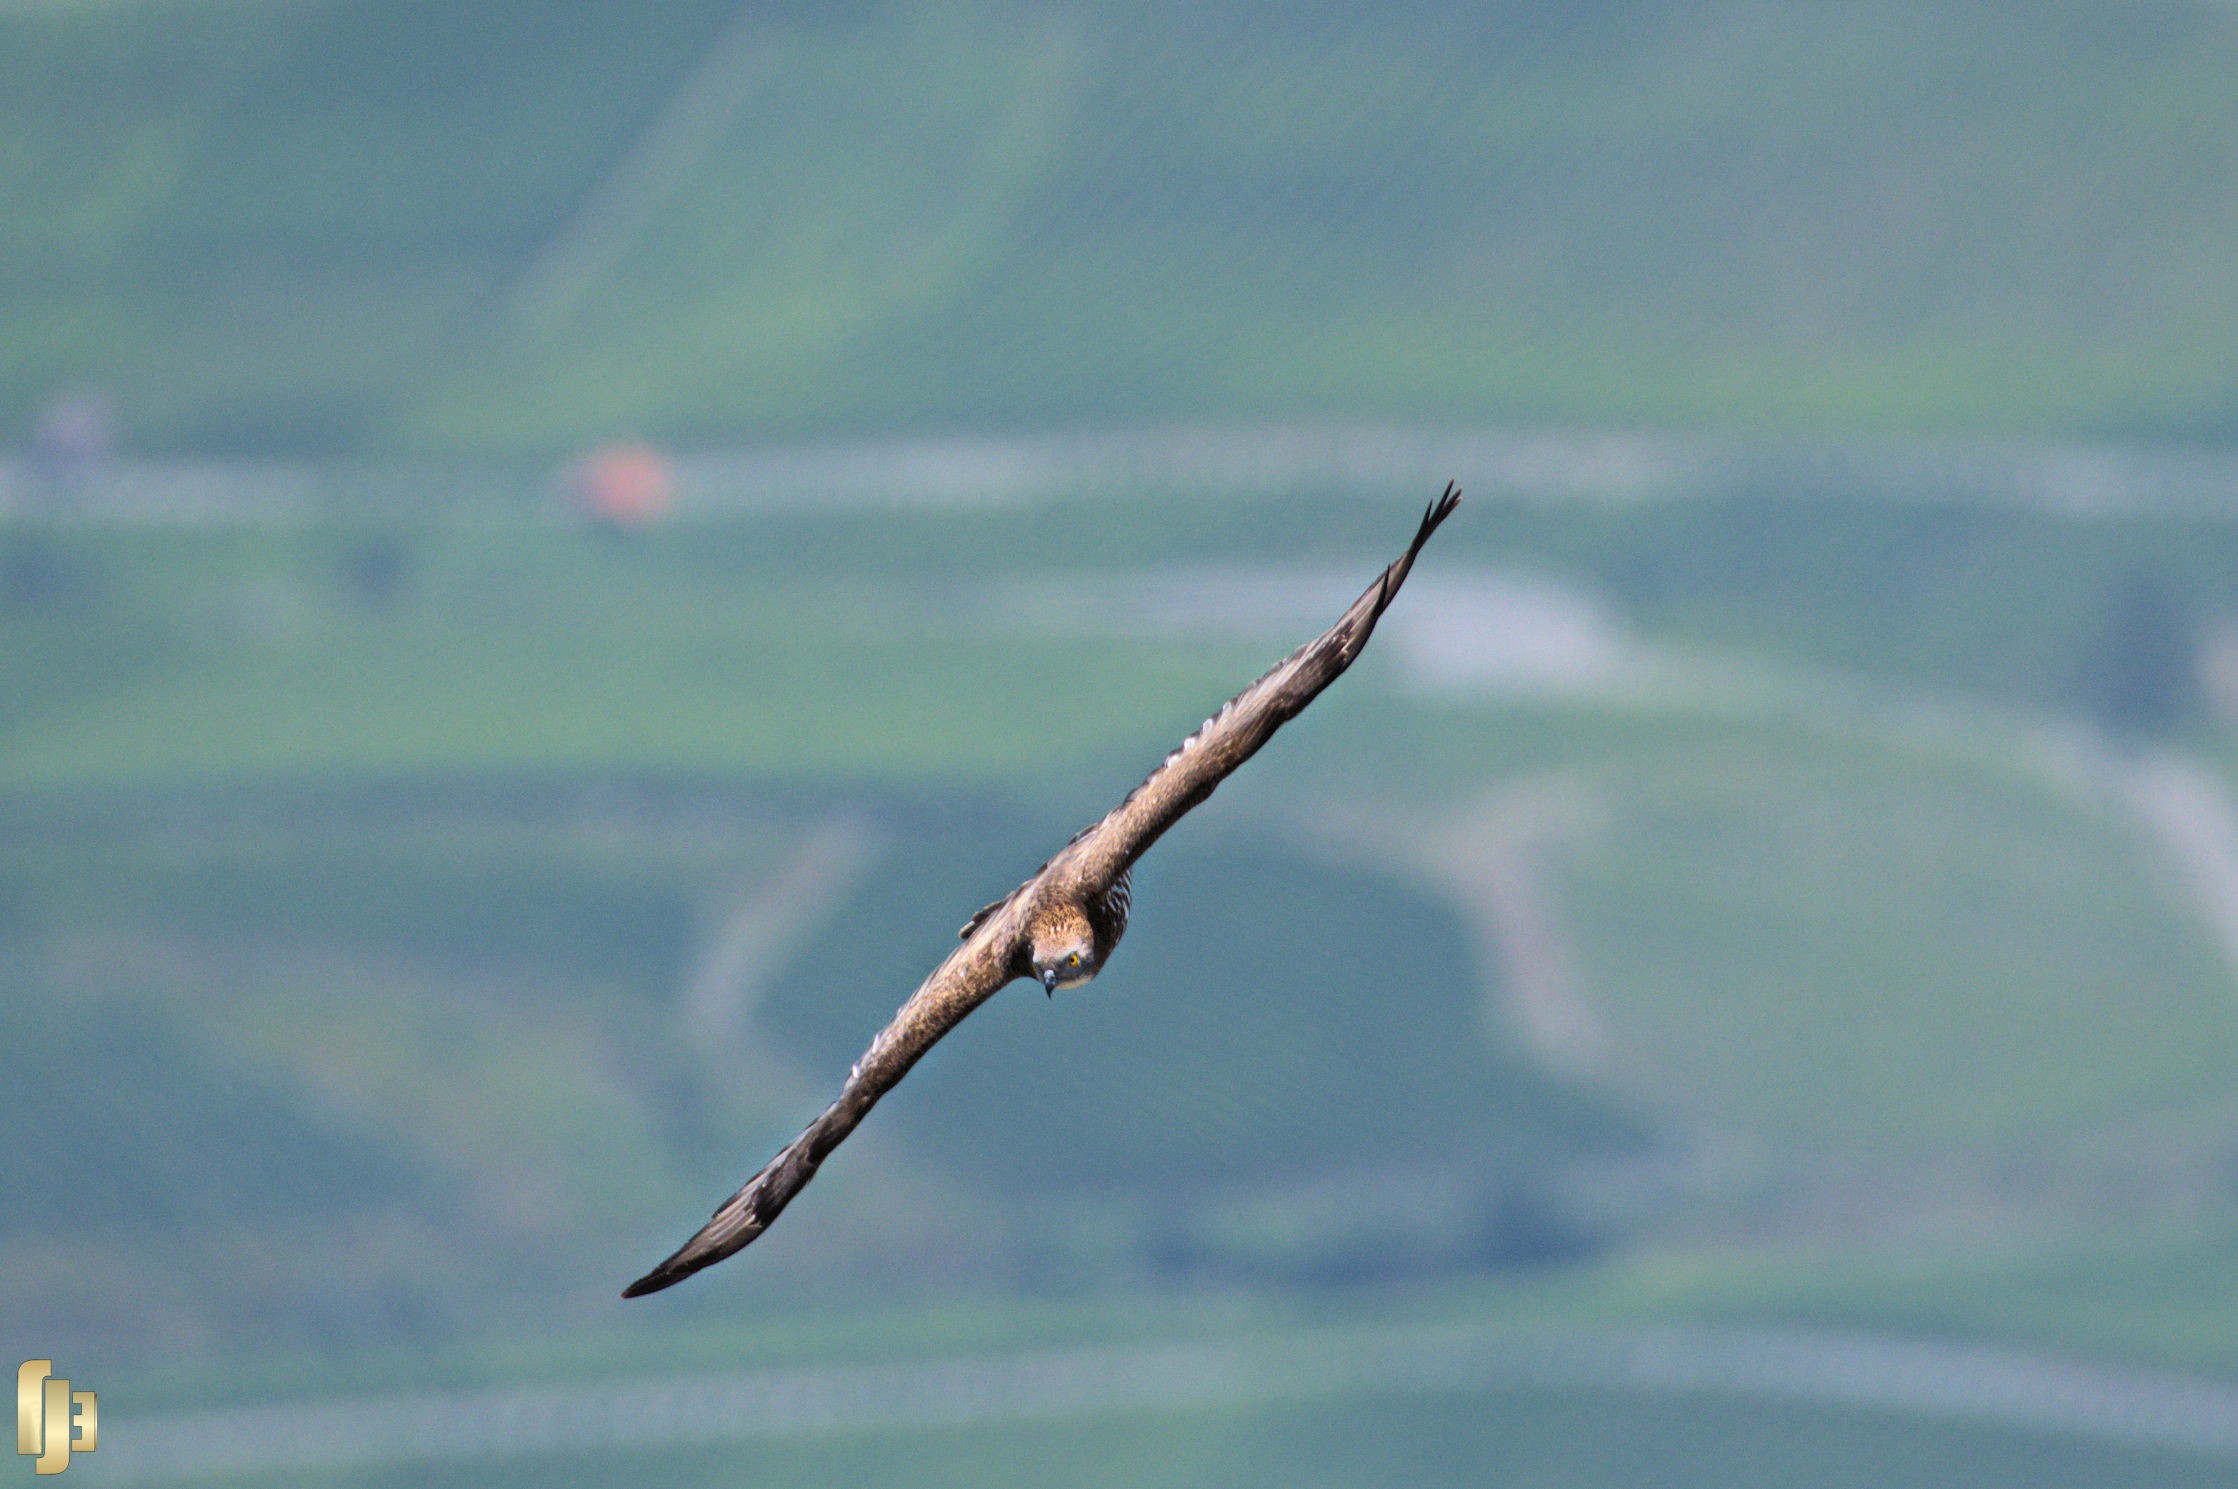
[1054, 482, 1461, 892]
[623, 908, 1026, 1297]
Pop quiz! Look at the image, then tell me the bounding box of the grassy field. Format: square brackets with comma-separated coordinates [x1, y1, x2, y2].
[83, 1263, 2238, 1486]
[14, 7, 2238, 1482]
[18, 486, 2238, 780]
[1559, 737, 2238, 1151]
[214, 1387, 2234, 1489]
[10, 495, 2238, 1396]
[0, 517, 1269, 788]
[8, 1, 2238, 451]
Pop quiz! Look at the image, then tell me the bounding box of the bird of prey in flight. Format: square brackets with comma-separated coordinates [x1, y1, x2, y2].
[624, 483, 1462, 1297]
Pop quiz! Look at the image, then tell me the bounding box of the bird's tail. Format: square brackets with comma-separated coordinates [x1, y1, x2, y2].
[622, 1088, 867, 1297]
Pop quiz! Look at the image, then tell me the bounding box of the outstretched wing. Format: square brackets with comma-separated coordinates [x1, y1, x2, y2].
[623, 910, 1025, 1297]
[624, 486, 1459, 1295]
[1057, 482, 1461, 891]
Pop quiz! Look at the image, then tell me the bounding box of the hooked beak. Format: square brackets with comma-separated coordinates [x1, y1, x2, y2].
[1040, 968, 1059, 997]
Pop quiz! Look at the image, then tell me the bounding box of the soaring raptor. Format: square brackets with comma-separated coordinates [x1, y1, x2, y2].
[625, 483, 1462, 1296]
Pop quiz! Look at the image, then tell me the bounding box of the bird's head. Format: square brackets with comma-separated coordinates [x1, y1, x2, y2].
[1028, 909, 1099, 996]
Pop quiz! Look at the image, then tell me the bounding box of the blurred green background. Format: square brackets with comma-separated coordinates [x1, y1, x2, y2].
[10, 1, 2238, 1484]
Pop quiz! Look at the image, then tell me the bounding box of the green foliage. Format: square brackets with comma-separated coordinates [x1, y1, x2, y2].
[0, 521, 1267, 789]
[13, 9, 2238, 1478]
[1561, 741, 2238, 1150]
[1660, 1226, 2238, 1380]
[11, 508, 2238, 1365]
[8, 497, 2238, 1489]
[9, 1, 2238, 450]
[0, 988, 420, 1231]
[258, 1386, 2237, 1489]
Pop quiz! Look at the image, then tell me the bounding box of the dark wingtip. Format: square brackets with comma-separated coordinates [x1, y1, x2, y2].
[1397, 481, 1462, 570]
[1359, 482, 1463, 633]
[1421, 480, 1462, 539]
[622, 1260, 687, 1299]
[623, 1228, 724, 1298]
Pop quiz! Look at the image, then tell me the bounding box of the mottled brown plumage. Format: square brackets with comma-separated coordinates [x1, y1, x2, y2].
[623, 483, 1461, 1297]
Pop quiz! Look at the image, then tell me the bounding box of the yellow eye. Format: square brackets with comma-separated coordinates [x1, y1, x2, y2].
[1067, 953, 1081, 966]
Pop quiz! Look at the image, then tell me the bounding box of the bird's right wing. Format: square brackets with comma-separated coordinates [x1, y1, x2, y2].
[623, 911, 1024, 1297]
[1057, 482, 1461, 890]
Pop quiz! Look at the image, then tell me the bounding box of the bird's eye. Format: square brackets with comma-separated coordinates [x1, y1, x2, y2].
[1067, 952, 1081, 966]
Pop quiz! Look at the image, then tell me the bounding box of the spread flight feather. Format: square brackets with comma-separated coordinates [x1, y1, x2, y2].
[624, 483, 1461, 1297]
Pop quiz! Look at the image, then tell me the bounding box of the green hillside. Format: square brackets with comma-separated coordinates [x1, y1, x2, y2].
[8, 0, 2238, 453]
[1561, 741, 2238, 1150]
[220, 1385, 2237, 1489]
[16, 7, 2238, 1484]
[15, 485, 2238, 787]
[10, 495, 2238, 1370]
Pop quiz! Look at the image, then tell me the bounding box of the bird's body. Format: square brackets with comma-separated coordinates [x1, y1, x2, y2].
[1091, 869, 1134, 964]
[624, 484, 1461, 1297]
